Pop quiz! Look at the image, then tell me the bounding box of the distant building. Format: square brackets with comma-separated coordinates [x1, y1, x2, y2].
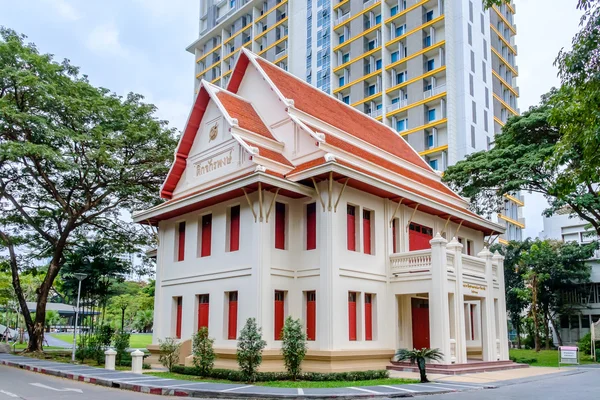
[539, 210, 600, 344]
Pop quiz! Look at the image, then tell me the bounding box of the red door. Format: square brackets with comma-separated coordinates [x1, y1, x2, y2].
[408, 223, 433, 251]
[274, 291, 285, 340]
[365, 294, 373, 341]
[175, 297, 182, 339]
[411, 306, 430, 350]
[306, 291, 316, 341]
[348, 292, 357, 341]
[306, 203, 316, 250]
[198, 294, 209, 330]
[347, 205, 356, 251]
[230, 205, 240, 252]
[228, 292, 238, 340]
[201, 214, 212, 257]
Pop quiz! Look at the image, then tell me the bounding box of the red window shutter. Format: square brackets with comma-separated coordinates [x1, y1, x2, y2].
[228, 292, 238, 340]
[365, 294, 373, 341]
[274, 291, 285, 340]
[198, 295, 209, 330]
[392, 219, 397, 253]
[275, 202, 286, 249]
[467, 240, 472, 256]
[363, 210, 371, 254]
[306, 203, 316, 250]
[470, 304, 475, 340]
[176, 297, 182, 339]
[348, 292, 357, 341]
[408, 223, 433, 251]
[347, 205, 356, 251]
[230, 205, 240, 252]
[306, 291, 316, 341]
[201, 214, 212, 257]
[177, 222, 186, 261]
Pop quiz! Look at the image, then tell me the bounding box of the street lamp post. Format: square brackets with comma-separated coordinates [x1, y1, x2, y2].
[71, 273, 88, 362]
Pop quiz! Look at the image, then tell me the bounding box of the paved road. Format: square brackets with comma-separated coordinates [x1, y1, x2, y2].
[0, 365, 168, 400]
[427, 367, 600, 399]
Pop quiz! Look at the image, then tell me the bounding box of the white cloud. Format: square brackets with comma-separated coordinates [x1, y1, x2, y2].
[133, 0, 197, 21]
[85, 22, 127, 58]
[44, 0, 80, 21]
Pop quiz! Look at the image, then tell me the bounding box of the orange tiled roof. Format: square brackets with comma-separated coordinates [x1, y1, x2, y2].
[215, 91, 275, 141]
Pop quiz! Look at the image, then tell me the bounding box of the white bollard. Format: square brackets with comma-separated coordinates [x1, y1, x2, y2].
[104, 348, 117, 370]
[131, 349, 144, 374]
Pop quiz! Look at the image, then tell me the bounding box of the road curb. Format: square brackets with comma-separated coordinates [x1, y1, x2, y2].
[0, 357, 474, 399]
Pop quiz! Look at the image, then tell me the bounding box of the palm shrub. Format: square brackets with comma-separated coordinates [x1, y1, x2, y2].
[236, 318, 266, 383]
[192, 327, 216, 376]
[281, 317, 307, 380]
[158, 337, 181, 372]
[394, 348, 443, 383]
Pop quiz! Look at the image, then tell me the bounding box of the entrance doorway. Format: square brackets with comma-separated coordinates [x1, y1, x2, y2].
[411, 298, 430, 350]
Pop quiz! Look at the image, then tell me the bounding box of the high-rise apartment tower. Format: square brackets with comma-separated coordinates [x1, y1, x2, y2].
[187, 0, 524, 241]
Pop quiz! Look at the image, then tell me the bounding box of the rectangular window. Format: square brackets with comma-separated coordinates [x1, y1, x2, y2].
[198, 294, 209, 330]
[471, 125, 476, 148]
[469, 74, 474, 96]
[427, 132, 434, 148]
[483, 39, 488, 60]
[274, 291, 285, 340]
[229, 205, 240, 252]
[342, 95, 350, 104]
[470, 50, 475, 72]
[375, 14, 381, 24]
[468, 24, 472, 45]
[363, 210, 372, 254]
[426, 10, 434, 22]
[484, 110, 489, 132]
[391, 5, 398, 16]
[228, 291, 238, 340]
[201, 214, 212, 257]
[480, 13, 485, 34]
[391, 51, 399, 63]
[482, 61, 487, 82]
[175, 297, 182, 339]
[275, 202, 286, 249]
[469, 1, 473, 22]
[365, 293, 373, 341]
[177, 222, 186, 262]
[428, 109, 436, 122]
[306, 291, 316, 341]
[396, 118, 408, 132]
[467, 240, 473, 256]
[339, 76, 345, 86]
[342, 53, 349, 63]
[306, 202, 316, 250]
[424, 35, 431, 47]
[339, 34, 345, 44]
[368, 39, 376, 50]
[347, 205, 356, 251]
[427, 59, 435, 71]
[429, 159, 438, 170]
[392, 218, 398, 253]
[348, 292, 357, 341]
[368, 84, 376, 95]
[485, 87, 490, 109]
[376, 59, 382, 70]
[395, 24, 406, 37]
[472, 101, 477, 123]
[397, 71, 406, 83]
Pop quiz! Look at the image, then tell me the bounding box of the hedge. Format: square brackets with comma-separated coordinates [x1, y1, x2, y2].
[171, 365, 389, 382]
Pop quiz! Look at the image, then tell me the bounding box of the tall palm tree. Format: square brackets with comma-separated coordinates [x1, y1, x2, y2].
[394, 348, 444, 383]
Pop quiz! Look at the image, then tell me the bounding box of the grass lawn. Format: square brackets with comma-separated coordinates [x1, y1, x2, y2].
[49, 333, 152, 348]
[510, 348, 596, 367]
[144, 372, 418, 388]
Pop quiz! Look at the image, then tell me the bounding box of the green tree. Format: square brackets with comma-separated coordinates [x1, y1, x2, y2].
[0, 28, 177, 352]
[113, 331, 131, 367]
[280, 317, 307, 380]
[133, 309, 154, 333]
[192, 327, 215, 376]
[394, 348, 444, 383]
[236, 318, 266, 383]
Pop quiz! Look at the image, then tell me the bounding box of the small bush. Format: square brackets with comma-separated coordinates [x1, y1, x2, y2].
[143, 363, 151, 370]
[192, 327, 215, 376]
[281, 317, 307, 380]
[113, 332, 131, 366]
[577, 332, 600, 356]
[169, 365, 389, 382]
[158, 337, 181, 372]
[97, 325, 115, 347]
[236, 318, 266, 383]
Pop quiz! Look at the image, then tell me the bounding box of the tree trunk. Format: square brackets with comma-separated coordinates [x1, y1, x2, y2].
[121, 308, 126, 332]
[543, 309, 551, 350]
[417, 358, 428, 383]
[532, 274, 540, 352]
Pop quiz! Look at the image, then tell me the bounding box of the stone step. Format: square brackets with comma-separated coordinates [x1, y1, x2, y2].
[387, 361, 529, 375]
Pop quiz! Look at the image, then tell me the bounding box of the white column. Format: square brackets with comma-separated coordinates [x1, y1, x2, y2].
[447, 237, 467, 364]
[494, 251, 510, 360]
[131, 349, 144, 374]
[478, 247, 497, 361]
[429, 233, 451, 363]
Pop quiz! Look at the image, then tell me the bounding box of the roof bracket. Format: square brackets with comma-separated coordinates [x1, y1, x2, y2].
[311, 177, 326, 211]
[389, 198, 404, 226]
[405, 204, 420, 231]
[258, 182, 264, 222]
[441, 215, 451, 236]
[455, 220, 464, 238]
[265, 188, 280, 223]
[333, 178, 350, 212]
[242, 188, 257, 222]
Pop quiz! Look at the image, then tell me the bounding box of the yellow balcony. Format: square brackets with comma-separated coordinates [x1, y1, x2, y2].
[196, 44, 221, 63]
[492, 70, 519, 98]
[196, 59, 221, 79]
[386, 91, 446, 119]
[333, 46, 381, 73]
[498, 214, 525, 229]
[333, 23, 381, 53]
[503, 194, 524, 207]
[492, 6, 517, 35]
[494, 116, 505, 127]
[255, 16, 288, 41]
[385, 0, 428, 24]
[258, 36, 287, 57]
[493, 93, 518, 116]
[491, 47, 518, 76]
[385, 66, 446, 95]
[400, 118, 447, 137]
[490, 25, 517, 55]
[351, 91, 382, 107]
[419, 144, 448, 157]
[255, 0, 288, 24]
[223, 24, 252, 46]
[333, 69, 381, 95]
[333, 0, 349, 11]
[386, 14, 445, 48]
[333, 2, 380, 31]
[223, 42, 252, 61]
[385, 40, 446, 71]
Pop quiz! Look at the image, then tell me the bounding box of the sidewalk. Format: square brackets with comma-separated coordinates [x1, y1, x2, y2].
[0, 354, 491, 398]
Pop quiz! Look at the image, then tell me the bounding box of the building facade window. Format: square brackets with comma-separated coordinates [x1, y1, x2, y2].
[363, 209, 372, 254]
[229, 205, 240, 252]
[175, 297, 182, 339]
[177, 222, 186, 262]
[306, 202, 317, 250]
[429, 159, 438, 170]
[428, 109, 436, 122]
[227, 291, 238, 340]
[275, 202, 286, 249]
[198, 294, 209, 330]
[306, 291, 316, 340]
[200, 214, 212, 257]
[348, 292, 357, 341]
[347, 204, 356, 251]
[274, 291, 285, 340]
[365, 293, 373, 340]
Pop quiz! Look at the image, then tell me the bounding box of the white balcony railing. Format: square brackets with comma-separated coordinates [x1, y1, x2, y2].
[335, 13, 350, 26]
[423, 84, 446, 99]
[462, 254, 486, 280]
[386, 98, 407, 112]
[390, 250, 432, 276]
[363, 0, 376, 9]
[275, 48, 287, 59]
[367, 109, 382, 118]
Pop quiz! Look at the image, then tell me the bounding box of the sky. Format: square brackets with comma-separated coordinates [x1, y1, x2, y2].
[0, 0, 585, 239]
